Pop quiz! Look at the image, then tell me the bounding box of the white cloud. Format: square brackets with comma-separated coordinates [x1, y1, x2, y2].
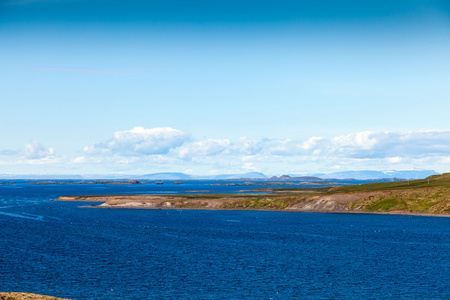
[328, 130, 450, 158]
[386, 157, 403, 164]
[177, 137, 264, 160]
[264, 130, 450, 160]
[266, 137, 328, 156]
[178, 139, 231, 159]
[332, 131, 378, 150]
[242, 162, 257, 171]
[232, 137, 263, 155]
[268, 139, 302, 156]
[12, 128, 449, 175]
[85, 127, 190, 156]
[302, 136, 325, 151]
[24, 140, 55, 159]
[72, 156, 87, 164]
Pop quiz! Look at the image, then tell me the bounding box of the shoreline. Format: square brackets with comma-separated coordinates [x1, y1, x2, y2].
[83, 204, 450, 217]
[55, 194, 450, 217]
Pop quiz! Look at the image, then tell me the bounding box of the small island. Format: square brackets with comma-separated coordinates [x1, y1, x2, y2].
[56, 174, 450, 216]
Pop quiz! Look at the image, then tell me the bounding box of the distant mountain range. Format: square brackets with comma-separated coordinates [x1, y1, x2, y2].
[0, 170, 439, 180]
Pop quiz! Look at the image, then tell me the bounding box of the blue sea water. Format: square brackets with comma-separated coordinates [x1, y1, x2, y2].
[0, 181, 449, 299]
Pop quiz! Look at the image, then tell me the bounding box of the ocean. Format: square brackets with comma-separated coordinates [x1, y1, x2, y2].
[0, 181, 449, 299]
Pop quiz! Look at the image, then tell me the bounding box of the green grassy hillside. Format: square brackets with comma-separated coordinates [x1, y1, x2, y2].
[331, 173, 450, 214]
[330, 173, 450, 193]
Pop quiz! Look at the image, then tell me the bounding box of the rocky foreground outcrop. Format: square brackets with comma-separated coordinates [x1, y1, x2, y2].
[0, 292, 70, 300]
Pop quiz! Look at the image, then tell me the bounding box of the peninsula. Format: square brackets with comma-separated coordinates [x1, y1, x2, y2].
[56, 174, 450, 216]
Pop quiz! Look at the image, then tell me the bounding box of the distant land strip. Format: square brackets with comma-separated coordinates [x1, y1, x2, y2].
[210, 181, 345, 186]
[56, 174, 450, 216]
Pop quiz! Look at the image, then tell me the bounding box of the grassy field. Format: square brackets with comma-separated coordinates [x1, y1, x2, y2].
[330, 173, 450, 193]
[325, 173, 450, 214]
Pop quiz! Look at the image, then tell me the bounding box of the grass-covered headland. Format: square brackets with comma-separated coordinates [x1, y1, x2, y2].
[57, 174, 450, 216]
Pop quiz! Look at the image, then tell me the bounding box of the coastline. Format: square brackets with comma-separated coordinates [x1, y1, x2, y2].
[87, 205, 450, 218]
[55, 194, 450, 217]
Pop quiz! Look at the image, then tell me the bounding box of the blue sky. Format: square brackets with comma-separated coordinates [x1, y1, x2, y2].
[1, 0, 450, 175]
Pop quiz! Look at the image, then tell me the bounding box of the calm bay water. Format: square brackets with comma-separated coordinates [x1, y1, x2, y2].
[0, 181, 449, 299]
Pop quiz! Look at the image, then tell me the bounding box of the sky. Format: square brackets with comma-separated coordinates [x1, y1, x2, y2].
[1, 0, 450, 176]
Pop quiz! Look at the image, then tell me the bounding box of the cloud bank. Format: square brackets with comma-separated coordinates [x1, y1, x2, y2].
[3, 128, 450, 174]
[24, 140, 55, 160]
[267, 130, 450, 159]
[77, 127, 450, 174]
[84, 127, 190, 156]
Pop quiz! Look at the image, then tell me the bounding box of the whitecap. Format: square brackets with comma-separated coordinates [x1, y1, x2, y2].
[0, 211, 44, 221]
